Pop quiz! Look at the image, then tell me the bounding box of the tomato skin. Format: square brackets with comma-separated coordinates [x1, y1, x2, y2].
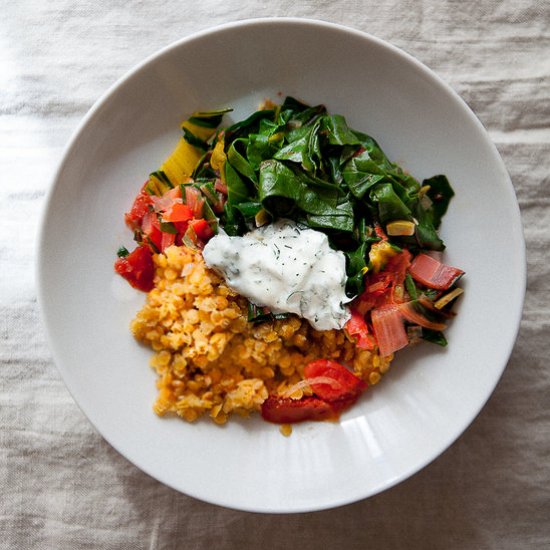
[160, 232, 176, 252]
[304, 359, 366, 401]
[141, 212, 163, 251]
[189, 218, 214, 241]
[345, 310, 375, 350]
[163, 203, 194, 223]
[114, 246, 155, 292]
[261, 396, 337, 424]
[185, 186, 205, 218]
[125, 184, 152, 230]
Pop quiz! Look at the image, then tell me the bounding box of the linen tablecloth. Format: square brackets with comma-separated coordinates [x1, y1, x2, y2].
[2, 1, 549, 548]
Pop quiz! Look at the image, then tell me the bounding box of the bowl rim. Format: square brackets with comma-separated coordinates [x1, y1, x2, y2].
[36, 17, 526, 513]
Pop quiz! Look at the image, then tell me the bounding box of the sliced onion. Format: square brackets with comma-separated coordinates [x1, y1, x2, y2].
[280, 376, 343, 399]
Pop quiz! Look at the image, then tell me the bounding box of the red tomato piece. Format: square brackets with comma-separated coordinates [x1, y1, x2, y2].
[189, 219, 214, 241]
[114, 246, 155, 292]
[160, 231, 176, 252]
[185, 186, 205, 218]
[261, 396, 336, 424]
[125, 183, 152, 230]
[304, 359, 367, 402]
[345, 310, 375, 350]
[163, 203, 194, 223]
[141, 212, 163, 251]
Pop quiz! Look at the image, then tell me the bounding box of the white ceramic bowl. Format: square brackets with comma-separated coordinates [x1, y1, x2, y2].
[37, 18, 525, 513]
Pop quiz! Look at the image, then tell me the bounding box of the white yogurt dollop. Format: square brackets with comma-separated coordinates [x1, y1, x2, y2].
[202, 219, 351, 330]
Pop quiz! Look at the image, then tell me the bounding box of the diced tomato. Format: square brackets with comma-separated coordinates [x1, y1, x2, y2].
[189, 219, 214, 241]
[160, 231, 176, 252]
[371, 304, 409, 357]
[163, 203, 194, 223]
[261, 396, 337, 424]
[345, 310, 375, 350]
[114, 246, 155, 292]
[173, 220, 189, 234]
[408, 253, 464, 290]
[185, 186, 205, 218]
[141, 211, 163, 251]
[125, 183, 152, 230]
[304, 359, 366, 401]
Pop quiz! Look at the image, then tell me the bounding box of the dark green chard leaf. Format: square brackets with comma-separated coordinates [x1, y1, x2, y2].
[405, 273, 418, 300]
[149, 170, 173, 188]
[343, 151, 387, 199]
[234, 201, 263, 220]
[225, 110, 276, 143]
[295, 168, 341, 199]
[274, 120, 322, 173]
[279, 96, 312, 114]
[306, 201, 355, 233]
[227, 138, 258, 184]
[320, 115, 362, 146]
[258, 160, 301, 216]
[159, 221, 178, 234]
[421, 329, 448, 346]
[221, 202, 241, 236]
[389, 167, 421, 200]
[414, 219, 445, 251]
[246, 134, 279, 171]
[225, 161, 252, 206]
[187, 108, 233, 129]
[258, 117, 284, 137]
[422, 174, 455, 229]
[352, 131, 394, 171]
[182, 127, 209, 151]
[369, 182, 412, 223]
[345, 241, 368, 296]
[279, 97, 327, 127]
[191, 151, 217, 180]
[247, 302, 289, 324]
[259, 159, 353, 230]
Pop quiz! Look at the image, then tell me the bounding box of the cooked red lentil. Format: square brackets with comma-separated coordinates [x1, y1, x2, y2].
[130, 245, 393, 424]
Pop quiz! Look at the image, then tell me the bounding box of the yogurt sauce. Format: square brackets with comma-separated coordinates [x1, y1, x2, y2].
[202, 219, 351, 330]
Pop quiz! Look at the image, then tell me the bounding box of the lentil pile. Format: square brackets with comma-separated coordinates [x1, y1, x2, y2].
[131, 245, 393, 424]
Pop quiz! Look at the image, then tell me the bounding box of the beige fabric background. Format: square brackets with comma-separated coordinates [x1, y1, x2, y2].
[1, 1, 549, 548]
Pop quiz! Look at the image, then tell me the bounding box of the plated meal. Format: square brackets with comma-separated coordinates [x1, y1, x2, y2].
[39, 18, 524, 511]
[114, 97, 464, 431]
